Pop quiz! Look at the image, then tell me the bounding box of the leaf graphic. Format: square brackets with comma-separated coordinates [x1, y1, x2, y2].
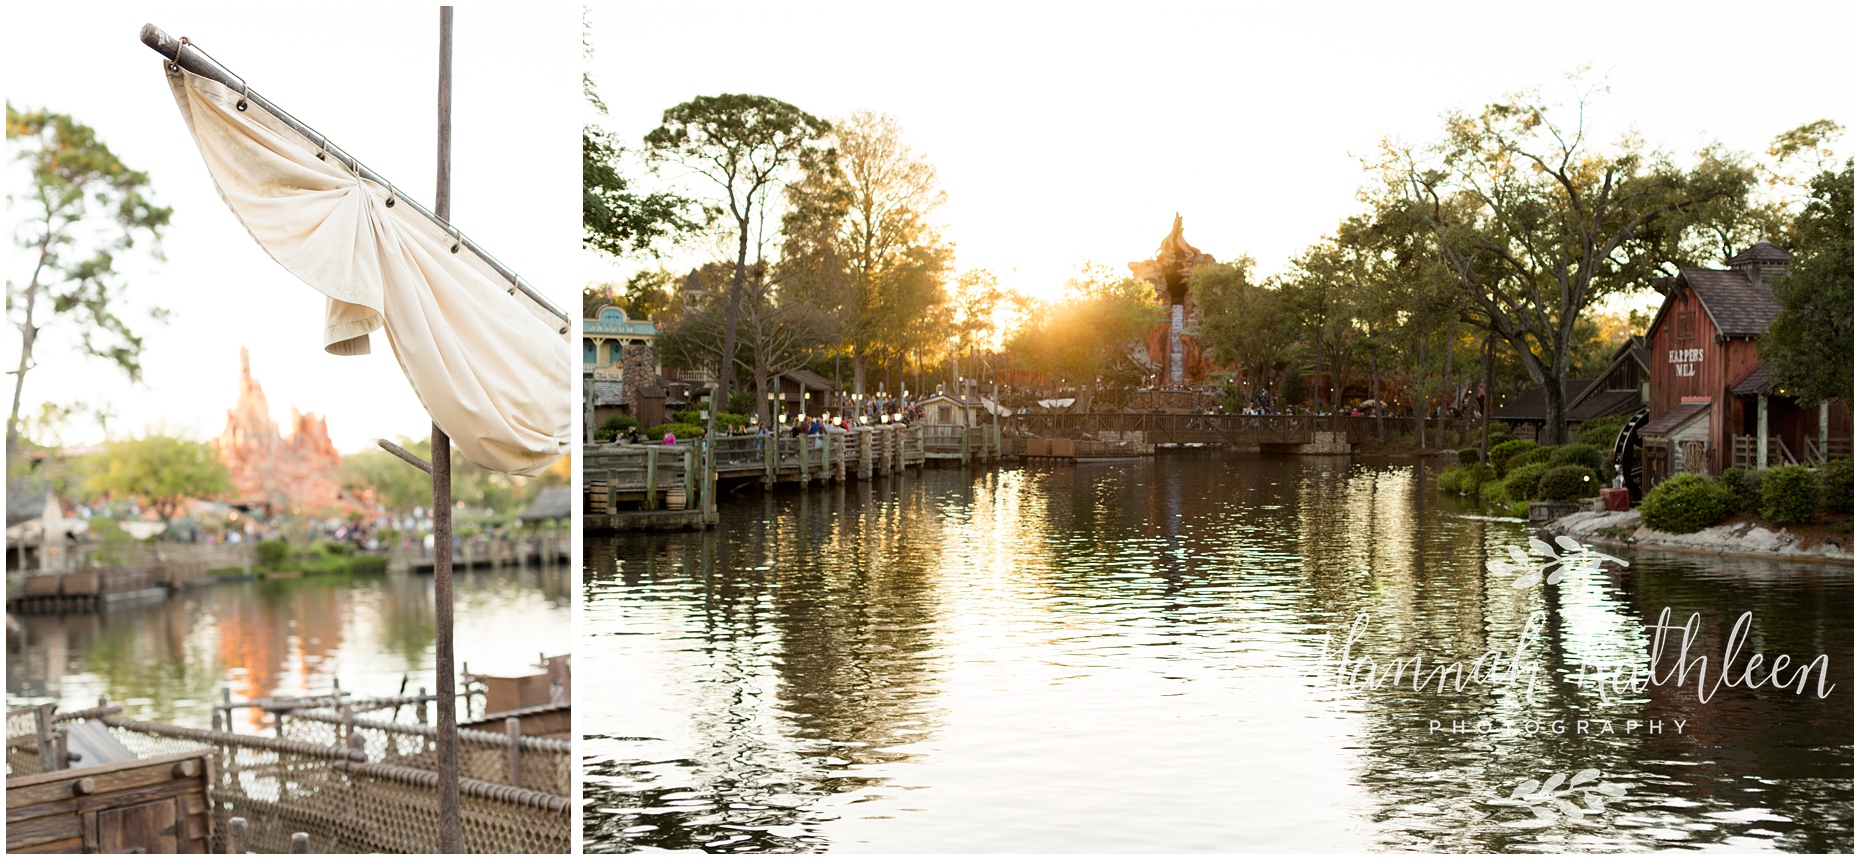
[1584, 793, 1606, 811]
[1592, 551, 1629, 568]
[1512, 779, 1540, 798]
[1597, 783, 1627, 798]
[1540, 773, 1566, 795]
[1512, 571, 1542, 589]
[1569, 768, 1600, 787]
[1555, 535, 1582, 552]
[1545, 567, 1566, 586]
[1529, 538, 1558, 558]
[1556, 798, 1584, 817]
[1507, 546, 1531, 565]
[1486, 559, 1515, 574]
[1530, 804, 1557, 820]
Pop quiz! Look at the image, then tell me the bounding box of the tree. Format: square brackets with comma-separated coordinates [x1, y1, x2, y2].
[643, 94, 831, 412]
[1281, 242, 1364, 410]
[950, 268, 1008, 384]
[655, 262, 839, 426]
[580, 14, 697, 258]
[1007, 265, 1162, 412]
[7, 105, 172, 459]
[84, 435, 230, 523]
[781, 111, 953, 396]
[1760, 160, 1853, 406]
[1187, 258, 1295, 404]
[1377, 83, 1754, 444]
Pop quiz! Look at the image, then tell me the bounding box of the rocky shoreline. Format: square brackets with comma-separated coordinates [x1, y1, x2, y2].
[1548, 509, 1854, 564]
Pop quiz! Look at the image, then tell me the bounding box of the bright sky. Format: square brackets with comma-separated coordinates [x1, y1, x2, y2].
[583, 3, 1855, 310]
[5, 5, 577, 453]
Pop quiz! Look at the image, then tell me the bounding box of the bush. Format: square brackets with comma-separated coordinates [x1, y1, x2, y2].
[597, 414, 638, 438]
[1479, 479, 1510, 503]
[1488, 440, 1537, 475]
[1526, 446, 1558, 465]
[1538, 465, 1599, 502]
[725, 389, 756, 416]
[1458, 447, 1481, 465]
[645, 423, 706, 441]
[1506, 500, 1531, 519]
[1760, 465, 1826, 524]
[1505, 463, 1551, 502]
[1437, 467, 1469, 494]
[1548, 444, 1606, 475]
[1717, 468, 1761, 512]
[672, 409, 703, 426]
[1641, 473, 1737, 534]
[1504, 452, 1532, 476]
[714, 412, 751, 429]
[256, 540, 291, 569]
[1575, 416, 1629, 449]
[1822, 458, 1853, 513]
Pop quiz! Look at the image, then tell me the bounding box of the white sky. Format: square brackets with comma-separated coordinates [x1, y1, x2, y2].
[5, 4, 578, 452]
[584, 2, 1856, 309]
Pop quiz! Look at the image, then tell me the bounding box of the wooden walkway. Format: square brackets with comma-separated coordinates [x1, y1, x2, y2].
[7, 562, 212, 612]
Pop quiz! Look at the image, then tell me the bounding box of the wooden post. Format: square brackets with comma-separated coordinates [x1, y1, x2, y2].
[799, 432, 811, 488]
[228, 817, 248, 855]
[606, 469, 619, 515]
[1820, 401, 1830, 463]
[35, 703, 56, 772]
[683, 448, 695, 508]
[290, 832, 309, 853]
[764, 433, 777, 489]
[506, 716, 523, 786]
[961, 424, 971, 465]
[1757, 394, 1769, 470]
[431, 8, 464, 852]
[645, 446, 660, 509]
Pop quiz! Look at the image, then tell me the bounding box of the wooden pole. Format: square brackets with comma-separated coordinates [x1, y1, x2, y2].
[431, 7, 464, 853]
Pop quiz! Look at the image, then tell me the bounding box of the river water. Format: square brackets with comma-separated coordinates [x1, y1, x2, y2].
[583, 453, 1852, 853]
[7, 566, 572, 732]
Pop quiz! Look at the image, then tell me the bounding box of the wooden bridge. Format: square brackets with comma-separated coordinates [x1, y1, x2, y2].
[583, 424, 1008, 532]
[1008, 412, 1468, 449]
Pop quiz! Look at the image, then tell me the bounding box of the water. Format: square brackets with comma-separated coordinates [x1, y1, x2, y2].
[582, 453, 1853, 853]
[7, 566, 572, 731]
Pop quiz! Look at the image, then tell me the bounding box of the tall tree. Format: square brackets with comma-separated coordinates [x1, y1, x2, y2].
[644, 95, 831, 411]
[6, 105, 172, 459]
[783, 111, 952, 396]
[1008, 266, 1163, 412]
[1377, 85, 1754, 444]
[1760, 160, 1853, 407]
[84, 434, 230, 524]
[581, 13, 697, 259]
[1187, 258, 1295, 404]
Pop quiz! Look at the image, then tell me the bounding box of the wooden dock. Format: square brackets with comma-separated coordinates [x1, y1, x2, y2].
[7, 561, 211, 613]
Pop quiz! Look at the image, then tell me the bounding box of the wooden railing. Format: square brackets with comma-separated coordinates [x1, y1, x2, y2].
[1006, 412, 1468, 444]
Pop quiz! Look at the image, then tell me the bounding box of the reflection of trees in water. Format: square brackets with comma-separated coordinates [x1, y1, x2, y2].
[583, 477, 955, 853]
[1300, 459, 1853, 851]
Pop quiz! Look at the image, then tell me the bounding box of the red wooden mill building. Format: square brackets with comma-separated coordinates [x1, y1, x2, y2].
[1638, 241, 1852, 489]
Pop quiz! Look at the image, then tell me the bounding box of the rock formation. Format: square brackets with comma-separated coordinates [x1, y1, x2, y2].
[215, 348, 345, 515]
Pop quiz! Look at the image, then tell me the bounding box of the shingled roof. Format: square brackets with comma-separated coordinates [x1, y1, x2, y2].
[1676, 268, 1782, 338]
[1642, 401, 1710, 437]
[1494, 379, 1594, 423]
[1729, 361, 1777, 396]
[1728, 241, 1790, 264]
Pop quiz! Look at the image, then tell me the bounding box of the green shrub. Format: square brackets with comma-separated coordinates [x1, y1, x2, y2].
[1526, 446, 1558, 465]
[645, 423, 706, 441]
[672, 409, 703, 425]
[714, 412, 751, 428]
[724, 389, 756, 415]
[1436, 467, 1469, 494]
[1717, 468, 1762, 512]
[1548, 444, 1606, 474]
[1503, 452, 1532, 477]
[1538, 465, 1599, 502]
[1464, 463, 1494, 487]
[1458, 447, 1481, 465]
[1488, 440, 1537, 475]
[1506, 500, 1530, 519]
[256, 540, 291, 569]
[1504, 462, 1551, 502]
[1575, 416, 1629, 449]
[597, 415, 638, 438]
[1479, 479, 1510, 503]
[1760, 465, 1826, 524]
[1641, 473, 1737, 534]
[1822, 458, 1853, 513]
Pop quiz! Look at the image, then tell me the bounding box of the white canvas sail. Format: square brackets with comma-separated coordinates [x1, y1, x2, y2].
[163, 66, 570, 476]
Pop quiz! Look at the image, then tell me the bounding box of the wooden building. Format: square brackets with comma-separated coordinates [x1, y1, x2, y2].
[1640, 241, 1852, 486]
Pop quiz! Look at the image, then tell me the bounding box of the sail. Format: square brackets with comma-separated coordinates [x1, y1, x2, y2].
[163, 66, 570, 477]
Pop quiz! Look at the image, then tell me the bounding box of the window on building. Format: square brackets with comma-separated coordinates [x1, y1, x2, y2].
[1675, 310, 1696, 341]
[938, 405, 953, 423]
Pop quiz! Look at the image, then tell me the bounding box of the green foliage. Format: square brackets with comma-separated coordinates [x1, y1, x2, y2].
[1504, 462, 1550, 502]
[1006, 265, 1163, 411]
[597, 415, 638, 438]
[714, 412, 751, 428]
[83, 435, 231, 522]
[1641, 473, 1737, 534]
[1503, 453, 1531, 477]
[1526, 446, 1557, 465]
[341, 437, 527, 518]
[1188, 258, 1296, 402]
[583, 126, 697, 258]
[1506, 500, 1531, 519]
[645, 423, 705, 441]
[1436, 467, 1468, 494]
[1548, 444, 1606, 474]
[1537, 465, 1599, 502]
[6, 105, 174, 456]
[1479, 479, 1509, 503]
[1760, 465, 1826, 524]
[673, 409, 702, 425]
[1717, 468, 1762, 512]
[1458, 447, 1480, 465]
[1760, 162, 1853, 405]
[1464, 463, 1494, 488]
[1822, 458, 1853, 513]
[1488, 440, 1537, 475]
[1575, 416, 1629, 449]
[725, 389, 756, 416]
[256, 540, 290, 569]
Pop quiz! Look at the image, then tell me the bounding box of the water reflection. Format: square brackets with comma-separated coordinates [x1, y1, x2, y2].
[583, 454, 1851, 852]
[8, 567, 572, 730]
